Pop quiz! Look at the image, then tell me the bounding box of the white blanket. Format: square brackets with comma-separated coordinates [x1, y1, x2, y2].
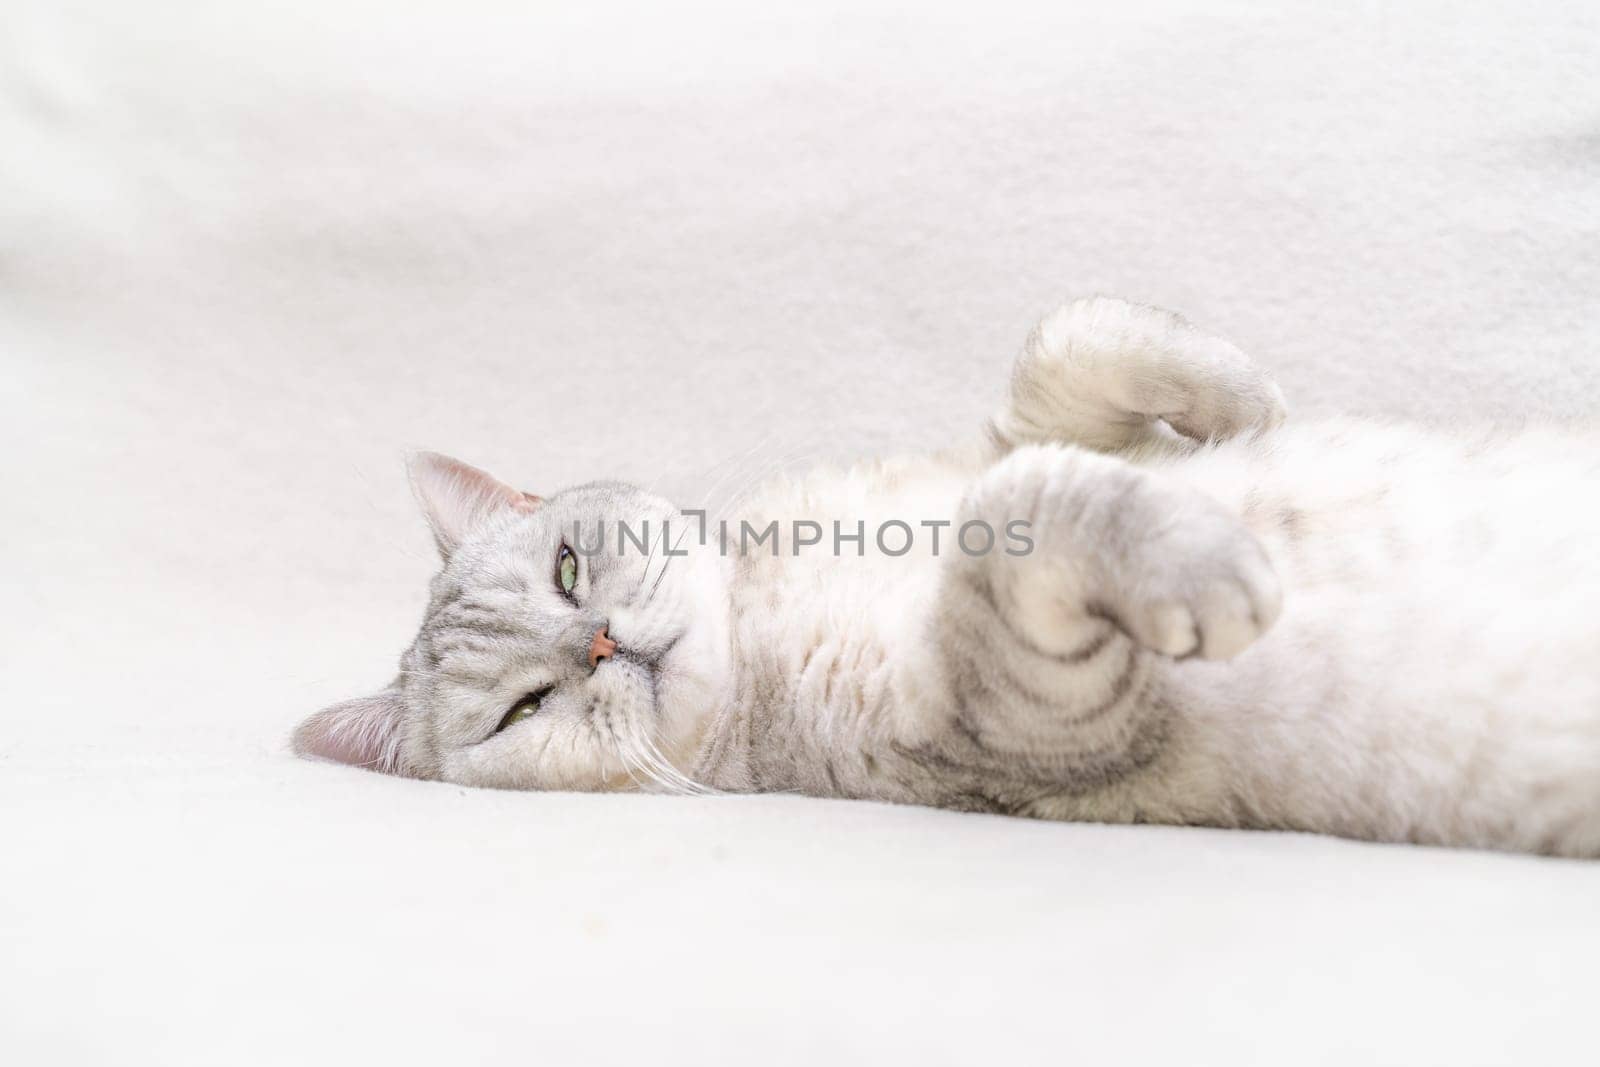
[4, 1, 1598, 1062]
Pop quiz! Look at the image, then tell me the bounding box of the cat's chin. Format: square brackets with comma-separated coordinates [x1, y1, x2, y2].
[648, 649, 725, 783]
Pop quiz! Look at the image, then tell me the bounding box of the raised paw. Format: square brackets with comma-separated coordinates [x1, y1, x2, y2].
[1112, 490, 1283, 660]
[1124, 550, 1282, 660]
[965, 443, 1285, 662]
[1000, 295, 1287, 453]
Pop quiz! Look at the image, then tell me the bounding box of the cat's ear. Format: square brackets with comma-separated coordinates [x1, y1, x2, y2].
[292, 690, 408, 774]
[406, 451, 542, 559]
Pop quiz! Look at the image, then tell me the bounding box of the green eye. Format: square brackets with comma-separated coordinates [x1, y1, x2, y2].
[557, 544, 578, 595]
[496, 689, 548, 733]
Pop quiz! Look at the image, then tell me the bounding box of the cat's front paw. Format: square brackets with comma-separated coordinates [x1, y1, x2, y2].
[1125, 566, 1281, 660]
[967, 444, 1283, 661]
[1117, 508, 1283, 660]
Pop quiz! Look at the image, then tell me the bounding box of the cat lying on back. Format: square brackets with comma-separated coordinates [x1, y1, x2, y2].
[294, 296, 1600, 858]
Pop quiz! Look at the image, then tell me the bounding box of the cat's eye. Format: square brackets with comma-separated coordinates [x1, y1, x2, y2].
[496, 687, 552, 733]
[556, 543, 578, 596]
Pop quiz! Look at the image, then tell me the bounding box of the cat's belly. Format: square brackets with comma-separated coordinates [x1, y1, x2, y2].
[706, 422, 1600, 855]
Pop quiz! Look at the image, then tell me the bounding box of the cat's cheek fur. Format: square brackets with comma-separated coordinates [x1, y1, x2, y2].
[442, 718, 623, 792]
[647, 554, 737, 768]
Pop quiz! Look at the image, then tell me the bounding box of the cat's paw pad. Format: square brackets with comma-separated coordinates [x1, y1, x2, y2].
[1121, 521, 1283, 661]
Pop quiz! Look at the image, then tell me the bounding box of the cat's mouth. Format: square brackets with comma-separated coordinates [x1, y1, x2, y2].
[651, 632, 684, 669]
[613, 626, 684, 677]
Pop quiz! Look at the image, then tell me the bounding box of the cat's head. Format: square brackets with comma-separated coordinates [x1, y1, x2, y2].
[292, 453, 730, 792]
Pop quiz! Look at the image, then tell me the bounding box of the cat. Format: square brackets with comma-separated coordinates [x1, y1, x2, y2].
[294, 296, 1600, 858]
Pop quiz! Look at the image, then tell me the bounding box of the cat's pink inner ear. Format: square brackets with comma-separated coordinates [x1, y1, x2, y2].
[292, 692, 406, 774]
[407, 451, 541, 557]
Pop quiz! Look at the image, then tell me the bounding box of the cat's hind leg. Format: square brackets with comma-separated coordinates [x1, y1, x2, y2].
[991, 296, 1287, 455]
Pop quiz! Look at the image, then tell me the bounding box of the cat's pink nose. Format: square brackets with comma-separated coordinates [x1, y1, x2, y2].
[588, 627, 617, 668]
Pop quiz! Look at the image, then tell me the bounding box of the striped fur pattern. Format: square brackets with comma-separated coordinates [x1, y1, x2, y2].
[295, 296, 1600, 858]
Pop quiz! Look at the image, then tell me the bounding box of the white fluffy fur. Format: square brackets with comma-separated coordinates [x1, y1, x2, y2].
[297, 297, 1600, 858]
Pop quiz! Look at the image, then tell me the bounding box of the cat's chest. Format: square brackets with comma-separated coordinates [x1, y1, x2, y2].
[724, 454, 971, 645]
[720, 566, 916, 794]
[717, 472, 963, 786]
[726, 546, 929, 710]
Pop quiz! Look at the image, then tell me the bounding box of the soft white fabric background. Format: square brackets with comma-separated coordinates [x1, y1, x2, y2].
[3, 1, 1598, 1063]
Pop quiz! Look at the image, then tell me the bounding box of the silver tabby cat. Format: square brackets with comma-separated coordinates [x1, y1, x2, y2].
[295, 297, 1600, 858]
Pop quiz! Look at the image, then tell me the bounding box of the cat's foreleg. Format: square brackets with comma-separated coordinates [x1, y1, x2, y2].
[991, 296, 1287, 454]
[902, 444, 1281, 775]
